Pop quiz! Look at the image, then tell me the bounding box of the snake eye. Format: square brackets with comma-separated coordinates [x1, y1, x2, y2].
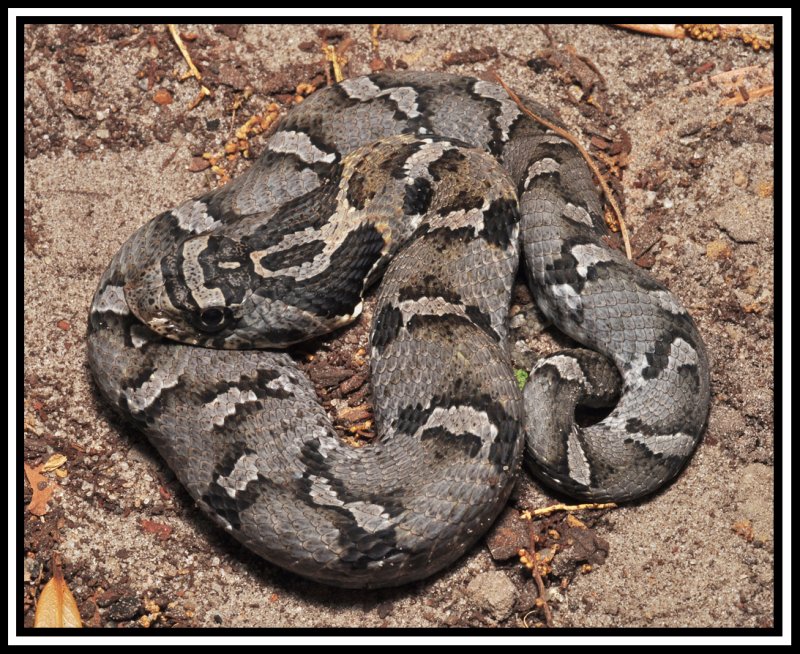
[197, 306, 232, 333]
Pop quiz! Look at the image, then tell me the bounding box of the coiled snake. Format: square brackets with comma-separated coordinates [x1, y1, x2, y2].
[88, 72, 710, 588]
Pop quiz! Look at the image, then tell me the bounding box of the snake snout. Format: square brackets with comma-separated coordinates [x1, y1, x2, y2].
[123, 275, 191, 342]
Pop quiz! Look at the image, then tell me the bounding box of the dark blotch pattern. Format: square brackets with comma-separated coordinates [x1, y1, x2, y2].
[345, 168, 375, 210]
[394, 393, 519, 471]
[420, 426, 483, 460]
[481, 197, 518, 249]
[371, 304, 403, 350]
[436, 189, 485, 218]
[294, 438, 408, 568]
[244, 166, 344, 250]
[405, 312, 475, 341]
[201, 444, 261, 531]
[403, 177, 434, 216]
[642, 331, 676, 380]
[256, 223, 386, 319]
[427, 148, 466, 180]
[397, 273, 462, 305]
[464, 304, 499, 341]
[258, 238, 326, 272]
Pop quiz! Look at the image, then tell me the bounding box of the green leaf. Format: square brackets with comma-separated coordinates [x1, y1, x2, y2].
[514, 368, 529, 390]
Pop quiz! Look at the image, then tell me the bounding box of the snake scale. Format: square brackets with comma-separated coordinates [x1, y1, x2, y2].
[88, 71, 710, 588]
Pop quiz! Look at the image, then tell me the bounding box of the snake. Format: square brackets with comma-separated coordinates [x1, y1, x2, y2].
[87, 71, 710, 588]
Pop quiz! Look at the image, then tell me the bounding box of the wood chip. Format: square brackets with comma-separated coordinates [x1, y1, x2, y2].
[140, 519, 172, 541]
[153, 88, 173, 105]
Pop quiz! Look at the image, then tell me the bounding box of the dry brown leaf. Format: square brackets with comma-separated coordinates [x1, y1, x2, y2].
[24, 462, 54, 516]
[34, 557, 82, 628]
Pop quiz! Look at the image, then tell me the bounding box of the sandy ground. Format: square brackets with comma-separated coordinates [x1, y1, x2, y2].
[22, 23, 776, 630]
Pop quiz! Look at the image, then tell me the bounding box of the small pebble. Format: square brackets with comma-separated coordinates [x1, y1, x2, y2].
[466, 571, 517, 621]
[107, 596, 141, 621]
[733, 169, 749, 188]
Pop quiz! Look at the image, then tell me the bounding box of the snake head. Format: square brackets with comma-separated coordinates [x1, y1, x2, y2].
[124, 233, 251, 348]
[123, 229, 348, 349]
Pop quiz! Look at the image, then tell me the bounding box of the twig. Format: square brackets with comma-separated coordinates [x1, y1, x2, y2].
[531, 560, 554, 627]
[369, 24, 381, 54]
[492, 73, 633, 260]
[689, 64, 774, 107]
[536, 24, 555, 47]
[519, 542, 555, 628]
[167, 24, 201, 81]
[323, 44, 346, 83]
[521, 502, 617, 520]
[615, 24, 686, 39]
[167, 24, 212, 110]
[160, 144, 182, 171]
[704, 65, 768, 85]
[616, 23, 773, 50]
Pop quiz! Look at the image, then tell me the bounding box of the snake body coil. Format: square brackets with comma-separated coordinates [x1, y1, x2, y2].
[88, 72, 710, 588]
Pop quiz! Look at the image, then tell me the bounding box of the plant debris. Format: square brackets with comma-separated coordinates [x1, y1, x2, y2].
[24, 462, 55, 517]
[34, 554, 82, 628]
[493, 73, 633, 259]
[615, 24, 774, 50]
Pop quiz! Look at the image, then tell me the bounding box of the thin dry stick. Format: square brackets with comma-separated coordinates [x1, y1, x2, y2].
[520, 540, 554, 628]
[521, 502, 617, 520]
[167, 24, 201, 80]
[615, 24, 687, 39]
[324, 44, 345, 83]
[492, 73, 633, 260]
[369, 24, 381, 54]
[167, 24, 212, 109]
[531, 566, 554, 628]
